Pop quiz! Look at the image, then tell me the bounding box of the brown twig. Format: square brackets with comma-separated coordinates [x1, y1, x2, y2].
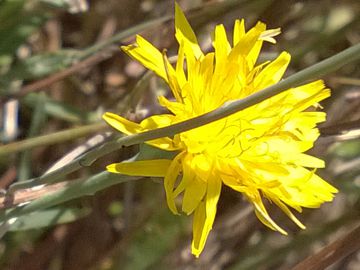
[291, 223, 360, 270]
[2, 46, 118, 102]
[0, 181, 68, 209]
[0, 167, 17, 189]
[320, 119, 360, 136]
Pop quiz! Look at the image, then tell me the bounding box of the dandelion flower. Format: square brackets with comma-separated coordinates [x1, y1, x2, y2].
[103, 3, 338, 257]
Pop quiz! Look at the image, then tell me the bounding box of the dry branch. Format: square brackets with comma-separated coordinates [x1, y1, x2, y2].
[291, 224, 360, 270]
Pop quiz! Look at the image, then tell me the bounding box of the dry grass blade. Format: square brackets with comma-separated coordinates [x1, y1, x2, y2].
[291, 224, 360, 270]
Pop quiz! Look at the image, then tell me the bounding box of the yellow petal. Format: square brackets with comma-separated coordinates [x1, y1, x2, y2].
[241, 160, 290, 176]
[304, 172, 339, 200]
[164, 152, 185, 214]
[213, 24, 230, 66]
[140, 114, 174, 129]
[223, 181, 248, 193]
[158, 96, 186, 115]
[250, 193, 288, 235]
[274, 167, 338, 209]
[233, 19, 245, 46]
[162, 52, 183, 101]
[295, 154, 325, 168]
[175, 40, 187, 89]
[103, 112, 180, 151]
[107, 159, 171, 177]
[289, 80, 326, 101]
[254, 51, 291, 90]
[191, 201, 207, 257]
[191, 178, 221, 257]
[271, 196, 306, 229]
[205, 177, 222, 226]
[142, 115, 182, 150]
[182, 177, 207, 215]
[229, 21, 265, 59]
[291, 87, 331, 113]
[103, 112, 142, 135]
[175, 2, 202, 59]
[246, 39, 263, 70]
[122, 35, 168, 82]
[246, 23, 277, 70]
[173, 153, 195, 198]
[246, 26, 280, 70]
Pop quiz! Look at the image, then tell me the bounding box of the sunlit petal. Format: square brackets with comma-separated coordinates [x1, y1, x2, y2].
[107, 159, 171, 177]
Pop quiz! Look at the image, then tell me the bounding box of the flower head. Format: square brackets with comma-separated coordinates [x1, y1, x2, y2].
[103, 3, 338, 257]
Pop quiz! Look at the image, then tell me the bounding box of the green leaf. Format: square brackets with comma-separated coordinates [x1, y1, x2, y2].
[9, 207, 91, 231]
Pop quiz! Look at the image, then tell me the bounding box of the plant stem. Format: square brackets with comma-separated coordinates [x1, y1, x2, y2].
[290, 224, 360, 270]
[8, 43, 360, 194]
[0, 122, 107, 157]
[1, 172, 139, 222]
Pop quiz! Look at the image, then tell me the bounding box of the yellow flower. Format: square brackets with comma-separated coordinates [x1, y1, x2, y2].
[103, 3, 338, 257]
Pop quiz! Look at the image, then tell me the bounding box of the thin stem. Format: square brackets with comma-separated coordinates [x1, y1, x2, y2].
[1, 172, 140, 222]
[7, 43, 360, 194]
[291, 224, 360, 270]
[0, 122, 108, 157]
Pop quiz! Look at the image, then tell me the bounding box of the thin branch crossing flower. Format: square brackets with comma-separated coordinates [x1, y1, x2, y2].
[103, 3, 338, 257]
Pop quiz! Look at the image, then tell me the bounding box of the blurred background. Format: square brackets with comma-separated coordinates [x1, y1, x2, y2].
[0, 0, 359, 269]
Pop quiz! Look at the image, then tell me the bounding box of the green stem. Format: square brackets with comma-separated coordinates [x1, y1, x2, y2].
[1, 172, 139, 222]
[0, 122, 107, 157]
[8, 43, 360, 193]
